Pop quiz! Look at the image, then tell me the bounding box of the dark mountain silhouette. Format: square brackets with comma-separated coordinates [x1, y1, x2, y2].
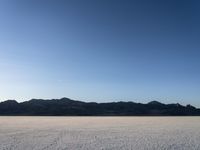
[0, 98, 199, 116]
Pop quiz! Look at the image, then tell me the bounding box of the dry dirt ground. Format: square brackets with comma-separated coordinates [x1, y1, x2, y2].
[0, 117, 200, 150]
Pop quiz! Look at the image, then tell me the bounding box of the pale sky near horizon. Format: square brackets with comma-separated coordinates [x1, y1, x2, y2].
[0, 0, 200, 106]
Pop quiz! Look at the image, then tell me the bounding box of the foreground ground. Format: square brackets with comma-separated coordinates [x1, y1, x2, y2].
[0, 117, 199, 150]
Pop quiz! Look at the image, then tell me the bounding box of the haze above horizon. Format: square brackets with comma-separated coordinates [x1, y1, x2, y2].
[0, 0, 200, 106]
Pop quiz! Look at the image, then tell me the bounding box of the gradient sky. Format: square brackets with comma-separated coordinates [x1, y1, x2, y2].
[0, 0, 200, 106]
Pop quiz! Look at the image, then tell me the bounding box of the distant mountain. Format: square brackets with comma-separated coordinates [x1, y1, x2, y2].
[0, 98, 199, 116]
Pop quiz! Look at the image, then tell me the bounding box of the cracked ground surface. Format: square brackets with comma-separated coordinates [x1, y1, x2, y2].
[0, 117, 200, 150]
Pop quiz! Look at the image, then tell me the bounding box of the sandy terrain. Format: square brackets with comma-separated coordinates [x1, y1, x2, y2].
[0, 117, 199, 150]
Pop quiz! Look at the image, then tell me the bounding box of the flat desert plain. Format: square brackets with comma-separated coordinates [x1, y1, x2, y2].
[0, 117, 200, 150]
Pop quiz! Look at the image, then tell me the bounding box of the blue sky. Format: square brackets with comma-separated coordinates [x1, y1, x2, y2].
[0, 0, 200, 106]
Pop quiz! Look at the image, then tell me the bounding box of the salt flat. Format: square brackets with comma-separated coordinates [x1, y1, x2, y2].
[0, 117, 199, 150]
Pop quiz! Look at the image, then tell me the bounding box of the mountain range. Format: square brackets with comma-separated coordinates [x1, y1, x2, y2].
[0, 98, 199, 116]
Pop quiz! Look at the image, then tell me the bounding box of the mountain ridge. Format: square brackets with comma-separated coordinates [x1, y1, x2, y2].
[0, 98, 199, 116]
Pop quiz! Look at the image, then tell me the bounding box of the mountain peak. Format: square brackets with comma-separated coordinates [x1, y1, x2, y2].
[60, 97, 72, 101]
[1, 100, 18, 104]
[148, 101, 163, 105]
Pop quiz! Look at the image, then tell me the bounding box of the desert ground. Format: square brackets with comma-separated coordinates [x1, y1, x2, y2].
[0, 117, 199, 150]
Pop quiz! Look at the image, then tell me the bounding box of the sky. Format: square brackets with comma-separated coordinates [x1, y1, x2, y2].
[0, 0, 200, 106]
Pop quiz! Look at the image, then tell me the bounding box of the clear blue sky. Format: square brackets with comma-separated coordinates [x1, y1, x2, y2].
[0, 0, 200, 106]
